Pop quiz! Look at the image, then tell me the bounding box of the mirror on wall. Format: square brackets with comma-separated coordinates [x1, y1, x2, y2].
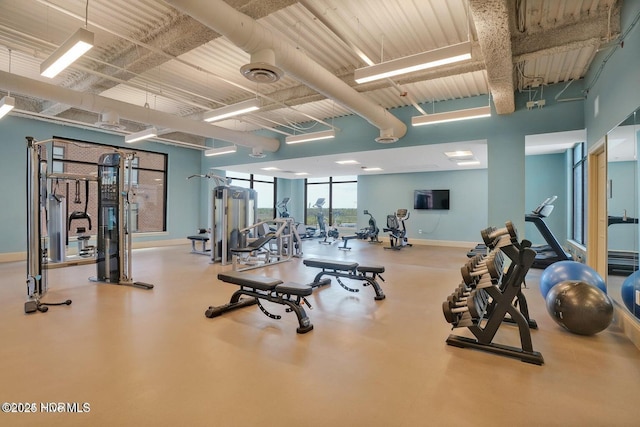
[607, 106, 639, 319]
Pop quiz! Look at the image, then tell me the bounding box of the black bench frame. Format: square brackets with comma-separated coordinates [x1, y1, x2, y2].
[206, 272, 313, 334]
[338, 235, 358, 250]
[303, 258, 386, 300]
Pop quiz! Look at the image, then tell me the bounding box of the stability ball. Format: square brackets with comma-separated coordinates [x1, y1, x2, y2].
[545, 280, 614, 335]
[621, 270, 640, 318]
[539, 261, 606, 298]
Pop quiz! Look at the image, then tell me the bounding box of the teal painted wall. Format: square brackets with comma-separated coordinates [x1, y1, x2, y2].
[608, 161, 637, 251]
[524, 153, 568, 245]
[0, 115, 201, 253]
[584, 0, 640, 146]
[358, 168, 488, 242]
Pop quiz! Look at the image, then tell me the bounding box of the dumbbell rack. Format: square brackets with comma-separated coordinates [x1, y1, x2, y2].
[443, 222, 544, 365]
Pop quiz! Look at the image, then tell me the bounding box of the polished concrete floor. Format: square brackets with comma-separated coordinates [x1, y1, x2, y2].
[1, 239, 639, 426]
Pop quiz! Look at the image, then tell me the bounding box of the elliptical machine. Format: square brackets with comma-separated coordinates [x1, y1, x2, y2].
[383, 209, 412, 250]
[277, 197, 290, 218]
[356, 210, 381, 243]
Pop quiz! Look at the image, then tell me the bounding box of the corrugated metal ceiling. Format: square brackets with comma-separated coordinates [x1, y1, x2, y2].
[0, 0, 621, 147]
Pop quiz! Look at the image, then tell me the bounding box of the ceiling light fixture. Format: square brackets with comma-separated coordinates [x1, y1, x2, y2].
[1, 48, 15, 119]
[124, 127, 157, 143]
[294, 172, 309, 176]
[444, 150, 474, 158]
[285, 129, 335, 144]
[261, 167, 280, 171]
[0, 96, 15, 120]
[336, 160, 359, 165]
[204, 145, 237, 157]
[362, 167, 382, 172]
[412, 106, 491, 127]
[354, 41, 471, 84]
[457, 160, 481, 166]
[203, 99, 260, 123]
[40, 27, 94, 78]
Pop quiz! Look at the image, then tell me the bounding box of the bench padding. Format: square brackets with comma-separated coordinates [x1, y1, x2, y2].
[188, 235, 209, 241]
[357, 265, 385, 274]
[276, 282, 312, 296]
[303, 258, 358, 271]
[218, 272, 282, 291]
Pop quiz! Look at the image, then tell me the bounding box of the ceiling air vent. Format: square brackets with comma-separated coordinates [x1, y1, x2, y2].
[249, 147, 266, 158]
[240, 49, 284, 84]
[95, 110, 125, 131]
[375, 128, 398, 144]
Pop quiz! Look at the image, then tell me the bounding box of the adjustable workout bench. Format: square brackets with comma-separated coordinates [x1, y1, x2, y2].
[206, 271, 314, 334]
[303, 258, 386, 300]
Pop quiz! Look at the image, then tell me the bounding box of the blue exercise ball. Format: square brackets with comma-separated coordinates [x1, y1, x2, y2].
[621, 270, 640, 318]
[539, 261, 606, 298]
[545, 280, 614, 335]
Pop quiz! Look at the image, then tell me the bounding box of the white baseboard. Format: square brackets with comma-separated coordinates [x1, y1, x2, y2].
[0, 239, 189, 263]
[409, 238, 477, 248]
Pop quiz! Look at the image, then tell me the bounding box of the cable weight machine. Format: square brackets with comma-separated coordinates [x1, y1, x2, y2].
[24, 137, 153, 314]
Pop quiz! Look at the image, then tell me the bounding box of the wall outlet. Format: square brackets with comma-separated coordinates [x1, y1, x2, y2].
[418, 229, 423, 234]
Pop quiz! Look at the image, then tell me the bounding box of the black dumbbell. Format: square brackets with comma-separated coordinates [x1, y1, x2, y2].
[480, 221, 518, 248]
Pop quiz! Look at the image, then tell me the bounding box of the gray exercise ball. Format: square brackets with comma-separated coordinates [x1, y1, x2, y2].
[545, 280, 614, 336]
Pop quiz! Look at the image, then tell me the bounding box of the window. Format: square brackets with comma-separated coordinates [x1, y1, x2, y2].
[50, 138, 167, 236]
[572, 142, 586, 244]
[305, 176, 358, 232]
[52, 145, 65, 173]
[227, 172, 276, 220]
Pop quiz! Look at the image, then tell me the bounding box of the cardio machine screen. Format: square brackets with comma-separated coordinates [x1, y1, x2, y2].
[414, 190, 450, 210]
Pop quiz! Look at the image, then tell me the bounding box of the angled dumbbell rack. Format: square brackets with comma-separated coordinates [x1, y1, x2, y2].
[445, 235, 544, 365]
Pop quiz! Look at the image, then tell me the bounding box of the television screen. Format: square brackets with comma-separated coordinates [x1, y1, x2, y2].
[414, 190, 450, 210]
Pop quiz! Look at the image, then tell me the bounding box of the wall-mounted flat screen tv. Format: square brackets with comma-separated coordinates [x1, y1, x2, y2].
[414, 190, 450, 210]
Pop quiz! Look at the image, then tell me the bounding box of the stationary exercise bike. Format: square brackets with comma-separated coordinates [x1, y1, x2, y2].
[356, 210, 381, 243]
[383, 209, 412, 250]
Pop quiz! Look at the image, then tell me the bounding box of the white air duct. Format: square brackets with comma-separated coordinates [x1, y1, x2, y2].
[0, 70, 279, 152]
[165, 0, 407, 142]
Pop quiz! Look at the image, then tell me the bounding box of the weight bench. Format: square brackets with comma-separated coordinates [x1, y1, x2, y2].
[230, 232, 277, 270]
[187, 229, 210, 255]
[339, 235, 358, 250]
[206, 271, 314, 334]
[303, 258, 386, 300]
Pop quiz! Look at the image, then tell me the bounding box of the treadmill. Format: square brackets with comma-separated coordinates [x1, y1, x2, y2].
[525, 196, 573, 269]
[608, 214, 639, 275]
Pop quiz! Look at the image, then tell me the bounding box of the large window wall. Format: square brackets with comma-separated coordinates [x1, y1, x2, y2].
[305, 176, 357, 233]
[228, 172, 276, 221]
[51, 138, 167, 235]
[572, 142, 587, 245]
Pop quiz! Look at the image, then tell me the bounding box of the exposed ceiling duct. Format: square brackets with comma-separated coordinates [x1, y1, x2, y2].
[164, 0, 408, 143]
[468, 0, 515, 114]
[0, 70, 279, 152]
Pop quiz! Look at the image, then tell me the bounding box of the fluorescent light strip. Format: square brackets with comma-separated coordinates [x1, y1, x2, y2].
[203, 99, 260, 122]
[285, 129, 335, 144]
[362, 167, 382, 172]
[444, 150, 473, 158]
[457, 160, 481, 166]
[261, 167, 280, 171]
[336, 160, 359, 165]
[0, 96, 15, 119]
[40, 28, 94, 78]
[204, 145, 237, 156]
[125, 127, 157, 143]
[412, 106, 491, 127]
[354, 41, 471, 84]
[294, 172, 309, 176]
